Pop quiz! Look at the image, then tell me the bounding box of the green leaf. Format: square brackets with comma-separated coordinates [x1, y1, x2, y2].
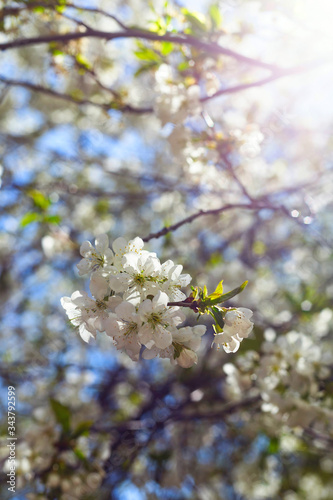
[51, 49, 64, 56]
[160, 41, 174, 56]
[33, 6, 45, 13]
[50, 399, 71, 433]
[204, 281, 248, 306]
[73, 448, 86, 461]
[27, 189, 51, 211]
[182, 8, 207, 33]
[134, 44, 161, 62]
[178, 61, 190, 72]
[207, 280, 223, 300]
[213, 323, 223, 334]
[20, 212, 42, 227]
[209, 4, 223, 29]
[72, 420, 93, 438]
[134, 61, 159, 77]
[267, 437, 279, 454]
[42, 214, 61, 225]
[75, 53, 91, 70]
[209, 306, 225, 331]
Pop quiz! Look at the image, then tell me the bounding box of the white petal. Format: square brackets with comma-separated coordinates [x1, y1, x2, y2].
[177, 349, 197, 368]
[109, 273, 131, 292]
[179, 273, 192, 286]
[105, 296, 123, 312]
[76, 259, 91, 275]
[71, 290, 89, 307]
[152, 291, 169, 309]
[128, 237, 144, 252]
[142, 347, 160, 359]
[138, 323, 154, 346]
[154, 325, 172, 349]
[237, 307, 253, 319]
[161, 260, 174, 274]
[115, 301, 137, 322]
[170, 264, 182, 281]
[193, 325, 206, 337]
[112, 237, 127, 255]
[122, 253, 140, 272]
[60, 296, 72, 309]
[104, 317, 121, 337]
[80, 241, 93, 257]
[90, 274, 109, 300]
[172, 326, 193, 343]
[79, 324, 95, 343]
[95, 234, 108, 252]
[223, 337, 240, 353]
[138, 299, 153, 317]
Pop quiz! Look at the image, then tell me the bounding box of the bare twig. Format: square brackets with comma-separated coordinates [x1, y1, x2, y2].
[201, 57, 333, 102]
[3, 2, 129, 31]
[0, 76, 153, 114]
[142, 201, 287, 242]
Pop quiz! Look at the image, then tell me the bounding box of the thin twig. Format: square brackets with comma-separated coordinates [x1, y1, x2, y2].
[142, 201, 287, 242]
[0, 76, 153, 114]
[201, 57, 333, 102]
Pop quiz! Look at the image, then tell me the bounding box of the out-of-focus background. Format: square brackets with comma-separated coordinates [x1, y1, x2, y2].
[1, 0, 333, 498]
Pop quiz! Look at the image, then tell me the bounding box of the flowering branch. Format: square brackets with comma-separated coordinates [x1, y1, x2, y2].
[61, 234, 254, 367]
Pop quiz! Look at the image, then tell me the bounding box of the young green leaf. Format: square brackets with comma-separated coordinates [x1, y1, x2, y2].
[42, 214, 61, 225]
[207, 280, 223, 300]
[50, 399, 71, 433]
[160, 41, 174, 56]
[27, 190, 51, 211]
[20, 212, 42, 227]
[182, 8, 208, 33]
[209, 306, 225, 331]
[209, 4, 223, 30]
[204, 281, 248, 306]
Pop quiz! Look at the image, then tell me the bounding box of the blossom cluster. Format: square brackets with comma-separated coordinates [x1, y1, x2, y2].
[223, 329, 333, 432]
[61, 234, 254, 367]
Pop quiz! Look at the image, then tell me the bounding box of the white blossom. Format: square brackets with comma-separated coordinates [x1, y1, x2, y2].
[138, 291, 185, 350]
[109, 252, 161, 302]
[159, 260, 192, 301]
[104, 301, 141, 361]
[61, 290, 120, 343]
[143, 324, 206, 368]
[213, 307, 254, 353]
[77, 234, 113, 276]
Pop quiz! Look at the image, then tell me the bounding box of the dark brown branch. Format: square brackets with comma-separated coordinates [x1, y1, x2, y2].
[0, 28, 278, 71]
[201, 57, 333, 102]
[0, 76, 153, 114]
[2, 59, 331, 116]
[168, 395, 261, 422]
[142, 201, 287, 242]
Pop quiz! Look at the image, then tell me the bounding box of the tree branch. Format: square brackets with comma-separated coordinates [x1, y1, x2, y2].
[0, 76, 153, 114]
[201, 57, 333, 102]
[142, 201, 288, 242]
[3, 2, 130, 31]
[0, 27, 278, 71]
